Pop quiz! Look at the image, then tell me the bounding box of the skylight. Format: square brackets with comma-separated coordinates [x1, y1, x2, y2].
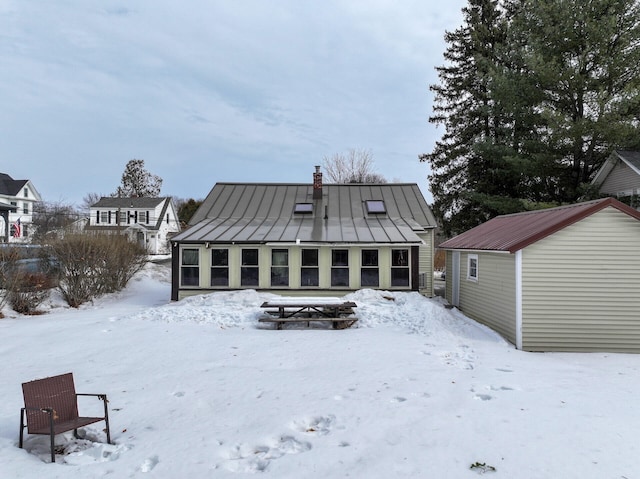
[366, 200, 386, 214]
[294, 203, 313, 214]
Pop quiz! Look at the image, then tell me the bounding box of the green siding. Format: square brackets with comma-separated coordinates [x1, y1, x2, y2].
[521, 207, 640, 352]
[456, 252, 517, 344]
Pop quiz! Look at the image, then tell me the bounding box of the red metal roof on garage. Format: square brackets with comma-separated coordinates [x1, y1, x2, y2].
[439, 197, 640, 253]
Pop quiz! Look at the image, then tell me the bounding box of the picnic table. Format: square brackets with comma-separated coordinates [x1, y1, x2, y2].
[259, 297, 358, 330]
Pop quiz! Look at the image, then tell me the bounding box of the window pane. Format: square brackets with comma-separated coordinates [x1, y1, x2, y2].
[391, 269, 409, 286]
[392, 249, 408, 267]
[212, 249, 228, 266]
[211, 268, 228, 286]
[362, 250, 378, 266]
[332, 250, 348, 267]
[182, 249, 199, 265]
[241, 267, 259, 286]
[294, 203, 313, 213]
[301, 268, 319, 286]
[242, 249, 258, 266]
[302, 249, 318, 266]
[181, 267, 199, 286]
[271, 267, 289, 286]
[366, 200, 386, 213]
[361, 269, 379, 287]
[272, 249, 288, 266]
[331, 268, 349, 287]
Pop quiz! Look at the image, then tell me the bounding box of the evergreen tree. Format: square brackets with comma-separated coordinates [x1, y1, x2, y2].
[420, 0, 524, 236]
[113, 159, 163, 198]
[424, 0, 640, 235]
[508, 0, 640, 200]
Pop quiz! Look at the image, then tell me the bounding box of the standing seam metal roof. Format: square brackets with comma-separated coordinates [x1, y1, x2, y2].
[174, 183, 436, 244]
[439, 197, 640, 253]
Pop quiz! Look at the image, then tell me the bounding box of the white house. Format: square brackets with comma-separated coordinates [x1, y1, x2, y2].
[86, 197, 180, 254]
[0, 173, 42, 242]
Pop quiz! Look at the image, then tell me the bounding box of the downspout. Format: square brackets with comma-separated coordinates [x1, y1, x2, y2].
[171, 242, 180, 301]
[515, 250, 523, 350]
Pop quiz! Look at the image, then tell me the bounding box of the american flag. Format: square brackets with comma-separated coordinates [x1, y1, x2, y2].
[13, 218, 20, 237]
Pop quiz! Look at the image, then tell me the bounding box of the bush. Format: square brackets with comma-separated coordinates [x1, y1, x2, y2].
[8, 272, 53, 314]
[47, 234, 148, 308]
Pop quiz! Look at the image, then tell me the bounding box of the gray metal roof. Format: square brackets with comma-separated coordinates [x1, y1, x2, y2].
[92, 197, 167, 208]
[174, 183, 436, 244]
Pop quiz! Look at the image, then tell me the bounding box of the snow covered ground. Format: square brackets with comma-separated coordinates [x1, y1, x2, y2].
[1, 262, 638, 478]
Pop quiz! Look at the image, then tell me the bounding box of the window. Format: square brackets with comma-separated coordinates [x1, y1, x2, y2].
[119, 211, 128, 224]
[294, 203, 313, 214]
[211, 249, 229, 286]
[391, 249, 409, 287]
[181, 249, 199, 286]
[301, 249, 319, 286]
[361, 250, 379, 287]
[100, 211, 109, 223]
[331, 249, 349, 287]
[241, 249, 259, 286]
[467, 254, 478, 281]
[138, 211, 149, 224]
[24, 187, 28, 198]
[365, 200, 386, 214]
[271, 249, 289, 287]
[22, 203, 29, 215]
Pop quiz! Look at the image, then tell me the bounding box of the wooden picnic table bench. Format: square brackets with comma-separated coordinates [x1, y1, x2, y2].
[259, 299, 358, 330]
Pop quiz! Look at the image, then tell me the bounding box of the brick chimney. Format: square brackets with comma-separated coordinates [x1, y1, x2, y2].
[313, 165, 323, 199]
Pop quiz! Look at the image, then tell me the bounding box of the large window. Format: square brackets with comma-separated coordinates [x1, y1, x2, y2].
[391, 249, 409, 287]
[100, 211, 110, 224]
[331, 249, 349, 287]
[181, 249, 199, 286]
[241, 249, 259, 286]
[301, 249, 319, 287]
[467, 254, 478, 281]
[271, 249, 289, 287]
[211, 249, 229, 286]
[360, 250, 379, 287]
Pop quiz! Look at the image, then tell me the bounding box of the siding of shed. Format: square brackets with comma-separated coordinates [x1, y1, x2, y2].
[599, 160, 640, 196]
[521, 207, 640, 352]
[456, 251, 517, 344]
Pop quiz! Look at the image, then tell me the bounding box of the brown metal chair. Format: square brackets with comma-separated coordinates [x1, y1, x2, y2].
[19, 372, 112, 463]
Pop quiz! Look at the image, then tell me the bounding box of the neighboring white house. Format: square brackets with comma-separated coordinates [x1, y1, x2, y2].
[86, 197, 180, 254]
[440, 197, 640, 353]
[591, 150, 640, 208]
[170, 167, 437, 301]
[0, 173, 42, 243]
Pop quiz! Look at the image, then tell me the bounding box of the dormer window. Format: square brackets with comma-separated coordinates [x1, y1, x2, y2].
[366, 200, 386, 214]
[294, 203, 313, 214]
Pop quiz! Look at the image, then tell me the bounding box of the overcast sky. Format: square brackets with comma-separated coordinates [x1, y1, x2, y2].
[1, 0, 466, 206]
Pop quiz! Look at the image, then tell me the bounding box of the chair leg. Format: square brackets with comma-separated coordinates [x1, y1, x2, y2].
[48, 411, 55, 463]
[102, 394, 112, 444]
[19, 409, 25, 449]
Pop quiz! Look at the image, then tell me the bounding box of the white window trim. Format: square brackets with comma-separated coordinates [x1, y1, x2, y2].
[467, 254, 478, 282]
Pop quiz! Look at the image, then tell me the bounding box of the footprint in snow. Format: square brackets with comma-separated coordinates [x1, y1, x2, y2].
[291, 415, 335, 435]
[140, 455, 159, 472]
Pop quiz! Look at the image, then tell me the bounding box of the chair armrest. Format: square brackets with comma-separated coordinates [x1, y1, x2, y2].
[22, 406, 54, 414]
[77, 393, 109, 401]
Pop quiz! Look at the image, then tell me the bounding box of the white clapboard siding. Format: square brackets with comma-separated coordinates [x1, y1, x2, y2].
[599, 160, 640, 196]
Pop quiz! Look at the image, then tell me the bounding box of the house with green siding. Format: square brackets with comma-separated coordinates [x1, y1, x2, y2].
[171, 167, 436, 301]
[440, 197, 640, 353]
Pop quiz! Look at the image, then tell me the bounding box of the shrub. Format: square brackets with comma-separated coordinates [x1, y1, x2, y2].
[47, 234, 148, 307]
[8, 272, 53, 314]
